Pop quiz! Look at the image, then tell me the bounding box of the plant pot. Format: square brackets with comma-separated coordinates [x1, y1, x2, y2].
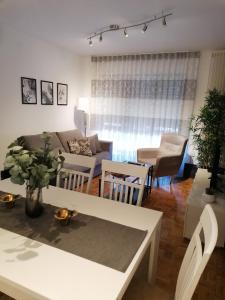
[25, 187, 43, 218]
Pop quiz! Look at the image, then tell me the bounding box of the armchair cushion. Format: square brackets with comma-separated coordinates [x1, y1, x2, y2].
[137, 148, 159, 160]
[160, 142, 181, 155]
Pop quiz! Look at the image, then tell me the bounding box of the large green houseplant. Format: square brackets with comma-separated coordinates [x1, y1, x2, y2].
[190, 89, 225, 194]
[4, 132, 64, 217]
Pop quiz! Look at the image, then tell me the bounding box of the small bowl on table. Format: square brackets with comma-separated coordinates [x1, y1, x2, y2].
[0, 194, 17, 208]
[54, 208, 78, 225]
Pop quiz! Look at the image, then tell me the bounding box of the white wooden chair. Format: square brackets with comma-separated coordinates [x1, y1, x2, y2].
[123, 204, 218, 300]
[56, 153, 96, 194]
[100, 160, 148, 206]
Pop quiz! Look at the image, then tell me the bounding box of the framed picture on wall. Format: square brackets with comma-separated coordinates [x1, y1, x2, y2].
[57, 83, 68, 105]
[21, 77, 37, 104]
[41, 80, 54, 105]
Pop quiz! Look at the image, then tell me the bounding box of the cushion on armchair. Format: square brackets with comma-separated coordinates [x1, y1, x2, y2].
[160, 142, 182, 156]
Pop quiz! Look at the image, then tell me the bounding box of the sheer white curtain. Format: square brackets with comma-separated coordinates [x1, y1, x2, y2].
[90, 52, 200, 161]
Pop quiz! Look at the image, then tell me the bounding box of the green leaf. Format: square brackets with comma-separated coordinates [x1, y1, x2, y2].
[18, 154, 32, 166]
[9, 145, 23, 152]
[52, 160, 59, 169]
[4, 156, 16, 169]
[11, 175, 25, 185]
[21, 172, 29, 179]
[9, 165, 22, 177]
[5, 133, 65, 189]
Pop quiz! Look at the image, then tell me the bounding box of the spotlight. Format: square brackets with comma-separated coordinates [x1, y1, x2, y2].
[162, 17, 167, 26]
[124, 28, 128, 37]
[142, 23, 148, 33]
[99, 34, 103, 42]
[89, 39, 93, 46]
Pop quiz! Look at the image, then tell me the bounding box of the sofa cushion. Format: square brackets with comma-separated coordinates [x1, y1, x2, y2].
[21, 132, 64, 152]
[56, 129, 83, 153]
[95, 134, 102, 153]
[68, 138, 92, 156]
[87, 135, 97, 155]
[95, 151, 111, 165]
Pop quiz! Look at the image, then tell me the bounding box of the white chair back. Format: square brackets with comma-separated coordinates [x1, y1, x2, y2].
[56, 153, 96, 194]
[101, 160, 148, 206]
[175, 204, 218, 300]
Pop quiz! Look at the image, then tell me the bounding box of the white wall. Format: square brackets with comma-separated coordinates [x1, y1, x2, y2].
[0, 25, 82, 169]
[78, 56, 92, 98]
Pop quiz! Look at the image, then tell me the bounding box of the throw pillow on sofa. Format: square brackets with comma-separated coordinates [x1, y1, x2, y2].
[68, 138, 92, 156]
[87, 135, 97, 155]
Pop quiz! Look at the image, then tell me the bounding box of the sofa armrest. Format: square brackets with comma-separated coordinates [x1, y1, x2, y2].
[137, 148, 159, 160]
[99, 140, 113, 158]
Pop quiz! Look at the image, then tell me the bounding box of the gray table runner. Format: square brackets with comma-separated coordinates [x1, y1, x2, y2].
[0, 191, 147, 272]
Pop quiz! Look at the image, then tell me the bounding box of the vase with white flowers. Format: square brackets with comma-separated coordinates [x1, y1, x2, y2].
[4, 132, 64, 217]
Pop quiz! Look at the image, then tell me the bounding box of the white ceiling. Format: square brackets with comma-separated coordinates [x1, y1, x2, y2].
[0, 0, 225, 55]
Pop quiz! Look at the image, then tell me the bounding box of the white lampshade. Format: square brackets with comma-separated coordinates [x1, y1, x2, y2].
[78, 97, 89, 113]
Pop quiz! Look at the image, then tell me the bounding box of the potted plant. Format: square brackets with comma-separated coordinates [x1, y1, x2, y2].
[190, 89, 225, 199]
[4, 132, 64, 217]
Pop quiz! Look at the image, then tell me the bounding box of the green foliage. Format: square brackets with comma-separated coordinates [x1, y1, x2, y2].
[4, 132, 65, 190]
[190, 89, 225, 168]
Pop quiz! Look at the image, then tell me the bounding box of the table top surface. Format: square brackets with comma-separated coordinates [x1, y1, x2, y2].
[0, 179, 162, 300]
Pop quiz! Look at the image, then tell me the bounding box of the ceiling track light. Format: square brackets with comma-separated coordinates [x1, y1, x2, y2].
[142, 23, 148, 33]
[87, 11, 172, 46]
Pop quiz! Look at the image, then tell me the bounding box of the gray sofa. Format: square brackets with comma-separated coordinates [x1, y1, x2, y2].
[18, 129, 113, 177]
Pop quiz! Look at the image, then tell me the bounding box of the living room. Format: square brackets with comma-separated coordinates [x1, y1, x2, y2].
[0, 0, 225, 299]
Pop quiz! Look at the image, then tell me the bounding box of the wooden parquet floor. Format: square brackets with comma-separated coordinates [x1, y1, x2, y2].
[1, 177, 225, 300]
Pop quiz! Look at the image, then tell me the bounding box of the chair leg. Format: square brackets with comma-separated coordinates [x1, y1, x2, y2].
[157, 178, 159, 188]
[170, 176, 174, 185]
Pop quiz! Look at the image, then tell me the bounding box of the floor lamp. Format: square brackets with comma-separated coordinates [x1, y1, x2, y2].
[78, 97, 89, 136]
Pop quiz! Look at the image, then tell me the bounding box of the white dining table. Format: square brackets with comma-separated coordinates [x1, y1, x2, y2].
[0, 179, 162, 300]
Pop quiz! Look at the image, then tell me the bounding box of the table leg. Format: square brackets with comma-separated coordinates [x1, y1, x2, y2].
[148, 219, 161, 284]
[98, 178, 101, 197]
[145, 165, 153, 198]
[149, 166, 153, 194]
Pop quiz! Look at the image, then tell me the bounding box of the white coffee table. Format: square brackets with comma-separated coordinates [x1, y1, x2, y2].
[0, 179, 162, 300]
